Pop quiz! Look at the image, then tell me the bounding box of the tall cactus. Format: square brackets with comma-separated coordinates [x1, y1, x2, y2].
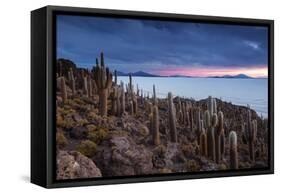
[137, 84, 140, 96]
[93, 52, 113, 116]
[185, 103, 190, 127]
[68, 68, 76, 95]
[151, 105, 160, 145]
[182, 101, 187, 125]
[189, 107, 194, 132]
[207, 96, 217, 116]
[204, 110, 216, 161]
[200, 128, 207, 157]
[120, 81, 125, 115]
[83, 75, 89, 97]
[140, 89, 144, 105]
[168, 92, 177, 142]
[114, 70, 117, 85]
[87, 76, 93, 97]
[153, 84, 157, 105]
[129, 100, 134, 115]
[177, 98, 183, 124]
[111, 86, 118, 115]
[215, 111, 224, 163]
[60, 76, 67, 101]
[196, 109, 202, 144]
[132, 93, 138, 114]
[229, 131, 238, 169]
[244, 109, 257, 162]
[129, 73, 133, 97]
[116, 87, 121, 116]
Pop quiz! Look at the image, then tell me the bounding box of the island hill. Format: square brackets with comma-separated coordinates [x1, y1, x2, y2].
[116, 70, 254, 79]
[56, 53, 269, 180]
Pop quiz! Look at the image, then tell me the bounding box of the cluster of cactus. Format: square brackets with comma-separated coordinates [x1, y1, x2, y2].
[176, 98, 192, 127]
[204, 109, 216, 161]
[243, 109, 257, 162]
[168, 92, 177, 143]
[202, 96, 225, 163]
[92, 52, 113, 116]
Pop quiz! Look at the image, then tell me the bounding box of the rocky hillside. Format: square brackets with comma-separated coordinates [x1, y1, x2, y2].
[56, 53, 269, 180]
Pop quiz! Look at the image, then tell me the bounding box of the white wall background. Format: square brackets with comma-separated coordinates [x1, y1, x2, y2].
[0, 0, 278, 193]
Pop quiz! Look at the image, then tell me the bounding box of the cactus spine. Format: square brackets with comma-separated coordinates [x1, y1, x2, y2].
[229, 131, 238, 169]
[93, 52, 113, 116]
[168, 92, 177, 142]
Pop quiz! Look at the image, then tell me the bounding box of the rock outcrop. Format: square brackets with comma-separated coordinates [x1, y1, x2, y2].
[94, 135, 153, 176]
[56, 150, 102, 180]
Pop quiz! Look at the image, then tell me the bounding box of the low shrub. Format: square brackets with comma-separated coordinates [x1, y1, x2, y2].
[76, 140, 97, 158]
[185, 159, 200, 172]
[56, 131, 68, 149]
[87, 126, 109, 144]
[181, 143, 194, 157]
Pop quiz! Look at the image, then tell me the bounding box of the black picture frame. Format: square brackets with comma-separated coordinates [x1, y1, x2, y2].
[31, 5, 274, 188]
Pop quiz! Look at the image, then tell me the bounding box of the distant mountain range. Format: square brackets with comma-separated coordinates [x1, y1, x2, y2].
[116, 71, 158, 77]
[116, 71, 255, 79]
[207, 74, 253, 79]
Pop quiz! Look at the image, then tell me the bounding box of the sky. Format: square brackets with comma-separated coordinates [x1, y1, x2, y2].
[56, 15, 268, 78]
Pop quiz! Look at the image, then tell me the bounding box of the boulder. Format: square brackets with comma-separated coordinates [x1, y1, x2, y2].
[69, 126, 88, 139]
[94, 135, 153, 176]
[56, 150, 102, 180]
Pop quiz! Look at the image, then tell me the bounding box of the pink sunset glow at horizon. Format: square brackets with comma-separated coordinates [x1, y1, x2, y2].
[151, 65, 268, 78]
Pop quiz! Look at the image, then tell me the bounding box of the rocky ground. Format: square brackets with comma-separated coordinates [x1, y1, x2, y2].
[56, 91, 269, 179]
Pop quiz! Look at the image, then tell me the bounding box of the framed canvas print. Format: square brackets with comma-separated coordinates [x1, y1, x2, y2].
[31, 5, 274, 188]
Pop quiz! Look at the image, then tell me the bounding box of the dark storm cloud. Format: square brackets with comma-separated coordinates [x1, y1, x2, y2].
[56, 15, 268, 73]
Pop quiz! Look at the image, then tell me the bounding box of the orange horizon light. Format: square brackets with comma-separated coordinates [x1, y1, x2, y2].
[153, 65, 268, 78]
